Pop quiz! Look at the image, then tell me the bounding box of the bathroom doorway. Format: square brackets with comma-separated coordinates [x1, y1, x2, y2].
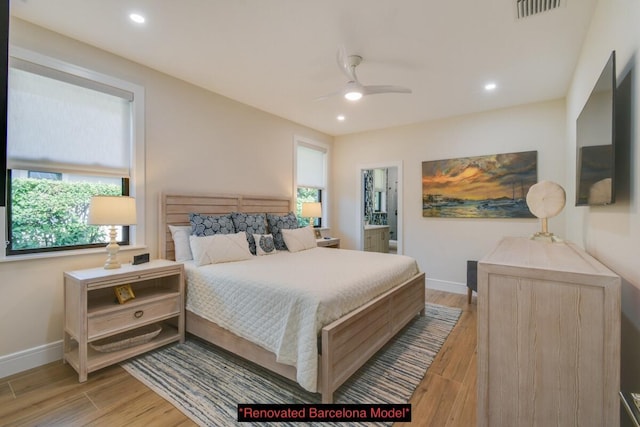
[357, 161, 403, 254]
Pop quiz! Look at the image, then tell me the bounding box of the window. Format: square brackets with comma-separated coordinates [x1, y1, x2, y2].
[297, 187, 322, 227]
[295, 138, 328, 227]
[373, 168, 387, 213]
[27, 171, 62, 180]
[7, 170, 128, 253]
[4, 49, 145, 256]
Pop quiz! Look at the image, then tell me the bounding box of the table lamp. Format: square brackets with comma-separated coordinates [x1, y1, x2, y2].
[88, 195, 137, 269]
[301, 202, 322, 238]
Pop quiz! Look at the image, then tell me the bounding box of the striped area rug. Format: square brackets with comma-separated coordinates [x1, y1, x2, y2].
[122, 303, 461, 426]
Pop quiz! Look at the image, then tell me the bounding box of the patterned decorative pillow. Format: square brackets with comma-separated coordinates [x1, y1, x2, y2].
[189, 213, 235, 236]
[253, 233, 276, 256]
[266, 212, 299, 250]
[231, 212, 267, 255]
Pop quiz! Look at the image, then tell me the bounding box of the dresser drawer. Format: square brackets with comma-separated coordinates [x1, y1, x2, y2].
[88, 296, 180, 340]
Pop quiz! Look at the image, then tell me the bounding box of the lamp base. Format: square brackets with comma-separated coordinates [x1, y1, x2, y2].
[103, 258, 122, 270]
[530, 217, 563, 243]
[530, 232, 563, 243]
[103, 226, 122, 269]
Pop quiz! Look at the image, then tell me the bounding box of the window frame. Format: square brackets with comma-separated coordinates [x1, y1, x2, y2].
[293, 135, 330, 228]
[1, 47, 146, 260]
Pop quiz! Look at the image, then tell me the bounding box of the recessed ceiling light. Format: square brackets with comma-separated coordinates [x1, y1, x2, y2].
[129, 13, 146, 24]
[337, 115, 346, 121]
[484, 82, 497, 91]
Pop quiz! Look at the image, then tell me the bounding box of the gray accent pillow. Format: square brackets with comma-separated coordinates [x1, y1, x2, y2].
[189, 213, 235, 236]
[266, 212, 299, 250]
[231, 212, 267, 255]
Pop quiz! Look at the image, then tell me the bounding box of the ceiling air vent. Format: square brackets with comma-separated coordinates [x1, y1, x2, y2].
[516, 0, 563, 19]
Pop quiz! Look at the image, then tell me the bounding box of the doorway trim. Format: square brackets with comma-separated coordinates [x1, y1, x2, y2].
[356, 160, 403, 254]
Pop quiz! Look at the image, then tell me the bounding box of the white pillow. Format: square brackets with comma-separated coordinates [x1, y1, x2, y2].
[189, 232, 253, 266]
[253, 233, 276, 256]
[281, 226, 317, 253]
[168, 225, 193, 262]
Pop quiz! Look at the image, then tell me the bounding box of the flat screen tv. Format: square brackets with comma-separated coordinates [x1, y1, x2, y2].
[575, 51, 616, 206]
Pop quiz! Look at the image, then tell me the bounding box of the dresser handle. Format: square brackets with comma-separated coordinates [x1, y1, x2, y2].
[134, 310, 144, 318]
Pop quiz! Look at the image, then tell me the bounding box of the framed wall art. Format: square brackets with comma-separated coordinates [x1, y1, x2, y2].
[422, 151, 537, 218]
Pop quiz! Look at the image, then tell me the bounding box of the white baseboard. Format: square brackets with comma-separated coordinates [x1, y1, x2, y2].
[426, 278, 468, 295]
[0, 341, 63, 379]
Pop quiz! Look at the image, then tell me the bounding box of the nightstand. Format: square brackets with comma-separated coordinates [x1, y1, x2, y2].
[317, 237, 340, 248]
[63, 259, 185, 382]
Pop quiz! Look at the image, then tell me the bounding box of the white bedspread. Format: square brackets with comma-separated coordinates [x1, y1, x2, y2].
[184, 247, 420, 393]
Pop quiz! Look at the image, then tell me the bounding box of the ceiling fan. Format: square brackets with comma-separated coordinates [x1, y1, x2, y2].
[317, 48, 412, 101]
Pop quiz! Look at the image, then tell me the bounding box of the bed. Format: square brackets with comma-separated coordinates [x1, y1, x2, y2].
[159, 193, 426, 403]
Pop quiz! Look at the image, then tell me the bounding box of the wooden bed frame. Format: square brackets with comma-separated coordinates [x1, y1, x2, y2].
[159, 193, 426, 403]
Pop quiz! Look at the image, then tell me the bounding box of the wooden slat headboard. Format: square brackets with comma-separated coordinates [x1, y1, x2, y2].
[159, 193, 292, 260]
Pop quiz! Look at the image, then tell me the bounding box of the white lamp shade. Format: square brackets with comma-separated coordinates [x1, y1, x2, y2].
[88, 196, 137, 225]
[301, 202, 322, 218]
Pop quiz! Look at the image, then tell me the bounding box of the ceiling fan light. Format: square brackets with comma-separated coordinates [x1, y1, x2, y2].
[344, 90, 363, 101]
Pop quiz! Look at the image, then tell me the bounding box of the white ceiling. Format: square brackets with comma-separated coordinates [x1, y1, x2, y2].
[10, 0, 598, 136]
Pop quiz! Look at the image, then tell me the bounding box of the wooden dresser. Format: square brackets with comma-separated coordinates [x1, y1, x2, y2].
[477, 237, 620, 427]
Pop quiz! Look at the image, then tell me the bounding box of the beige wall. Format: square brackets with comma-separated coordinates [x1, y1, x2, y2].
[333, 99, 567, 289]
[0, 19, 332, 373]
[564, 0, 640, 416]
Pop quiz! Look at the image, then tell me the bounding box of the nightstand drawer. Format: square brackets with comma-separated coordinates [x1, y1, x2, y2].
[88, 296, 180, 340]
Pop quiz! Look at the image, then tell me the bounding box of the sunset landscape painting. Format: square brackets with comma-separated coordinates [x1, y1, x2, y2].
[422, 151, 538, 218]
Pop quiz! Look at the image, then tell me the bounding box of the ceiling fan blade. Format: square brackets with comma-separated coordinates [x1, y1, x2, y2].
[313, 90, 341, 101]
[317, 51, 411, 101]
[362, 85, 412, 96]
[336, 46, 356, 81]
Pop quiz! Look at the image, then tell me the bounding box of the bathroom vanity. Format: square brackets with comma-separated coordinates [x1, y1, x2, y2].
[363, 225, 389, 253]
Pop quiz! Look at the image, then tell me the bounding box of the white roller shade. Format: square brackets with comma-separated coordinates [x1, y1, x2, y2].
[7, 66, 132, 177]
[297, 144, 326, 188]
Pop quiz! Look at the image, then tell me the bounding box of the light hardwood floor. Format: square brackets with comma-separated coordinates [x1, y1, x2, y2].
[0, 289, 476, 426]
